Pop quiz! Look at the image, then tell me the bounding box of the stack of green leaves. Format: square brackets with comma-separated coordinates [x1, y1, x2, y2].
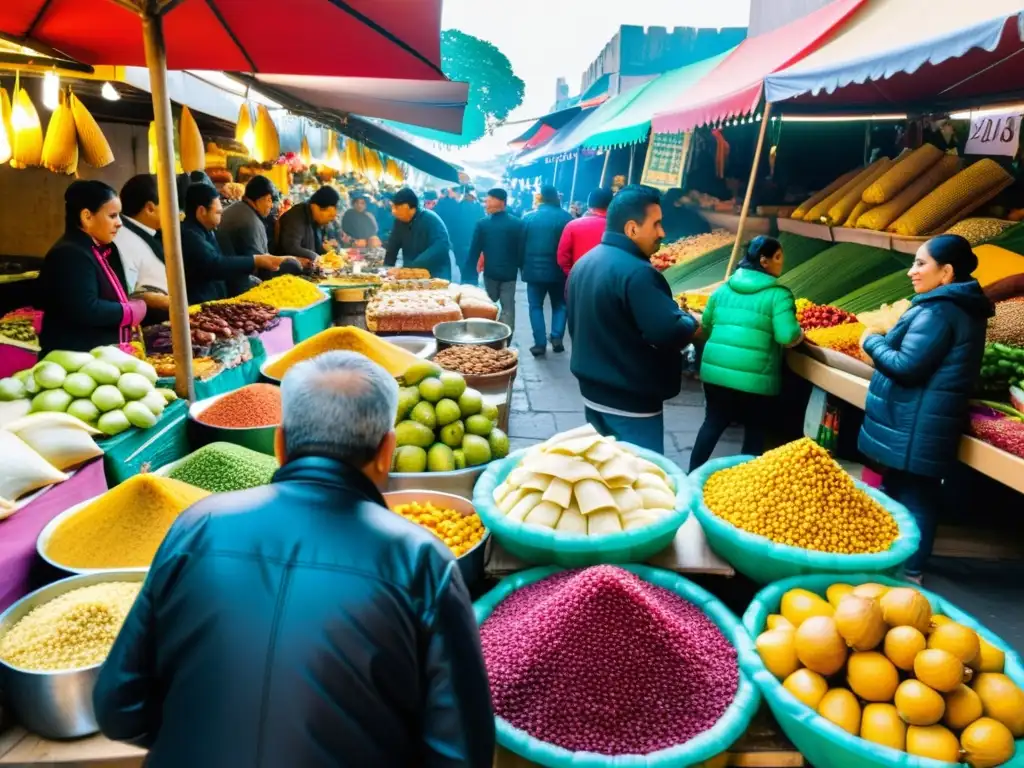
[978, 343, 1024, 397]
[832, 270, 915, 313]
[778, 244, 912, 305]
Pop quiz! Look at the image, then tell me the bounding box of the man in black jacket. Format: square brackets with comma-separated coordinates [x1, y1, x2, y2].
[385, 187, 452, 279]
[567, 185, 701, 454]
[469, 188, 523, 329]
[94, 351, 495, 767]
[522, 185, 572, 357]
[275, 185, 341, 261]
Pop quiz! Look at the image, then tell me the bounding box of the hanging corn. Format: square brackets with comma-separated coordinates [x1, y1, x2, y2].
[235, 102, 254, 155]
[385, 158, 404, 183]
[41, 89, 78, 175]
[69, 92, 113, 167]
[300, 134, 312, 165]
[0, 88, 12, 165]
[325, 131, 341, 170]
[253, 105, 279, 163]
[179, 106, 205, 172]
[10, 74, 43, 169]
[342, 138, 362, 174]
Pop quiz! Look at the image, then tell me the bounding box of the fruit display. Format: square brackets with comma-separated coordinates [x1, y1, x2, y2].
[0, 582, 141, 671]
[857, 299, 912, 336]
[478, 565, 755, 760]
[650, 230, 734, 271]
[264, 326, 421, 380]
[748, 577, 1022, 768]
[433, 345, 517, 376]
[366, 290, 463, 333]
[806, 323, 871, 362]
[676, 289, 719, 313]
[227, 275, 326, 309]
[194, 383, 281, 429]
[393, 362, 507, 473]
[390, 500, 486, 557]
[0, 347, 176, 437]
[167, 442, 279, 493]
[796, 299, 858, 331]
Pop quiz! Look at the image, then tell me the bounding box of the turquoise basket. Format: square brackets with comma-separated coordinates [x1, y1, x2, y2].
[689, 456, 920, 584]
[472, 445, 692, 567]
[475, 565, 762, 768]
[742, 573, 1024, 768]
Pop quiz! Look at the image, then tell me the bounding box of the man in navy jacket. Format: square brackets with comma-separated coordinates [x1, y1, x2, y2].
[384, 188, 453, 280]
[567, 185, 700, 454]
[469, 188, 524, 328]
[521, 185, 573, 356]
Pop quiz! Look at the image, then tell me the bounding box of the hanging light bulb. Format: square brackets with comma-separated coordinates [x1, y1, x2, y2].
[42, 70, 59, 111]
[101, 82, 120, 101]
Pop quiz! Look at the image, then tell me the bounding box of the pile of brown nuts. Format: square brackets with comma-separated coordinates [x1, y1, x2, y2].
[434, 345, 517, 375]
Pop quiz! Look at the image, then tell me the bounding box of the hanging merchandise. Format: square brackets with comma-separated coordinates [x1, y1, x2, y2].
[69, 92, 114, 167]
[235, 102, 254, 155]
[342, 138, 362, 174]
[324, 130, 341, 170]
[0, 88, 12, 165]
[361, 145, 383, 179]
[253, 105, 279, 163]
[712, 129, 730, 179]
[385, 158, 404, 183]
[179, 106, 205, 173]
[10, 74, 42, 169]
[300, 134, 312, 165]
[41, 89, 78, 175]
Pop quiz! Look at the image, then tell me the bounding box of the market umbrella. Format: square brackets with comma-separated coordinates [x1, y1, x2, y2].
[0, 0, 449, 397]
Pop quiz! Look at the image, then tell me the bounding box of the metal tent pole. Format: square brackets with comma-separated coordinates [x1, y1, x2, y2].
[141, 9, 195, 399]
[725, 102, 773, 279]
[599, 149, 611, 187]
[568, 152, 580, 205]
[627, 145, 635, 184]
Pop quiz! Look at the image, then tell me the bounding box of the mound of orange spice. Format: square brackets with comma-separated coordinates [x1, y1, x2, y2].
[196, 383, 281, 428]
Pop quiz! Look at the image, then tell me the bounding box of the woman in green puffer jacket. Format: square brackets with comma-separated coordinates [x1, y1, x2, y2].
[688, 236, 803, 471]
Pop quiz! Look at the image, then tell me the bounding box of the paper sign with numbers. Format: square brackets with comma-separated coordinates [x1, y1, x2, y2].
[965, 111, 1021, 157]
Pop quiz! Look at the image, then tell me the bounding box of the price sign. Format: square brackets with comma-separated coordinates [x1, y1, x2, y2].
[965, 111, 1021, 158]
[641, 132, 691, 191]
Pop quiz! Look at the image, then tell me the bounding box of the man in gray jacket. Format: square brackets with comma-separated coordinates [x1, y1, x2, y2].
[217, 176, 276, 258]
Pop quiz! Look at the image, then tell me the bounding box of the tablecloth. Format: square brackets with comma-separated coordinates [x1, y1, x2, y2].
[98, 399, 190, 485]
[0, 459, 108, 611]
[281, 294, 332, 343]
[0, 343, 37, 378]
[257, 317, 294, 357]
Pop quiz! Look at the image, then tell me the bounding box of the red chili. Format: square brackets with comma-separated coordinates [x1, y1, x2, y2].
[197, 383, 281, 428]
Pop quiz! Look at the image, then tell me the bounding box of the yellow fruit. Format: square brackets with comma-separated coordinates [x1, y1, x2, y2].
[880, 588, 932, 634]
[827, 583, 855, 608]
[960, 717, 1016, 768]
[944, 684, 984, 731]
[834, 595, 887, 651]
[929, 622, 980, 665]
[906, 725, 962, 763]
[756, 629, 800, 680]
[818, 688, 861, 736]
[930, 614, 954, 633]
[852, 582, 890, 601]
[972, 673, 1024, 737]
[969, 637, 1006, 674]
[795, 616, 848, 676]
[766, 614, 795, 631]
[861, 703, 907, 751]
[848, 651, 899, 702]
[781, 588, 834, 627]
[885, 625, 927, 671]
[895, 679, 946, 726]
[179, 106, 205, 173]
[916, 649, 972, 693]
[784, 669, 829, 710]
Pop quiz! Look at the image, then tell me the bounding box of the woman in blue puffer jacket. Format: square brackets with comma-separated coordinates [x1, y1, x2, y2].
[858, 234, 994, 582]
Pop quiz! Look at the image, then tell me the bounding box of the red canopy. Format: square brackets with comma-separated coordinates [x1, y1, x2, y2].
[0, 0, 446, 81]
[652, 0, 867, 133]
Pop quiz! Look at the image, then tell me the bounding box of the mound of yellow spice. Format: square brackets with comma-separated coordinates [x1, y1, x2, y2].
[45, 475, 209, 569]
[228, 275, 325, 309]
[265, 326, 420, 379]
[703, 438, 899, 554]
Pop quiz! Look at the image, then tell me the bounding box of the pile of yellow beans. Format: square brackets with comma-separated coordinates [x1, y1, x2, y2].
[393, 501, 486, 558]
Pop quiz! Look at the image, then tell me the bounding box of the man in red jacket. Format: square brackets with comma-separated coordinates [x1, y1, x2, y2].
[557, 187, 614, 278]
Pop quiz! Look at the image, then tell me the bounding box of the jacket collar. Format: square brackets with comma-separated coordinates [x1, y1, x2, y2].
[272, 455, 387, 507]
[600, 231, 647, 260]
[122, 215, 157, 236]
[585, 209, 607, 218]
[64, 227, 107, 250]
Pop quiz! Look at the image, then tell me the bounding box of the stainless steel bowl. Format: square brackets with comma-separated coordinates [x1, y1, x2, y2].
[386, 464, 487, 500]
[188, 392, 277, 456]
[433, 319, 512, 351]
[0, 570, 147, 739]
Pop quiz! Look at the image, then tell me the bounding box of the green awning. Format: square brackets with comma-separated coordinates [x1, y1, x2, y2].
[581, 49, 735, 149]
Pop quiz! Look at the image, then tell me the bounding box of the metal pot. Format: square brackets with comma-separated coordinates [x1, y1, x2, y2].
[433, 319, 512, 351]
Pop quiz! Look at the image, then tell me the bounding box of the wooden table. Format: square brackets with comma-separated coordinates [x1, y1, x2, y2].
[0, 729, 142, 766]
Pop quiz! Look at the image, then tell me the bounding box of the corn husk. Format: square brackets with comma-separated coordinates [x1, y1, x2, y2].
[234, 102, 253, 148]
[342, 139, 362, 174]
[324, 130, 340, 170]
[253, 105, 279, 163]
[300, 135, 312, 165]
[10, 85, 42, 169]
[41, 90, 78, 175]
[179, 106, 205, 173]
[69, 92, 113, 168]
[385, 158, 404, 183]
[0, 88, 12, 165]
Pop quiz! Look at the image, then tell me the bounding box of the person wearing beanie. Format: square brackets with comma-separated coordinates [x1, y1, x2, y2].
[467, 188, 524, 325]
[341, 193, 379, 242]
[275, 185, 341, 261]
[218, 175, 278, 259]
[688, 235, 803, 472]
[858, 233, 994, 583]
[557, 187, 614, 279]
[384, 187, 452, 279]
[521, 184, 572, 356]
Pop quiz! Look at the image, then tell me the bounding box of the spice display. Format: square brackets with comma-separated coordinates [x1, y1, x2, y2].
[433, 345, 517, 376]
[394, 362, 507, 472]
[366, 290, 463, 333]
[490, 425, 677, 535]
[978, 343, 1024, 396]
[192, 301, 279, 335]
[834, 271, 914, 313]
[265, 326, 421, 379]
[650, 230, 734, 271]
[386, 267, 430, 280]
[0, 313, 38, 347]
[168, 442, 278, 493]
[45, 475, 209, 569]
[147, 354, 221, 381]
[944, 218, 1016, 246]
[858, 299, 912, 336]
[703, 438, 898, 554]
[391, 500, 486, 557]
[969, 407, 1024, 458]
[779, 244, 912, 305]
[806, 322, 869, 361]
[986, 298, 1024, 345]
[0, 582, 141, 671]
[480, 566, 738, 755]
[196, 383, 281, 428]
[229, 275, 325, 309]
[796, 300, 857, 330]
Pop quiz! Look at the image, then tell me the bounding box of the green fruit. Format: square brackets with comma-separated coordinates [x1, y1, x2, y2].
[394, 420, 435, 448]
[33, 361, 67, 390]
[393, 445, 427, 473]
[465, 414, 494, 437]
[80, 360, 120, 386]
[488, 427, 510, 459]
[481, 402, 500, 423]
[117, 372, 153, 400]
[67, 398, 100, 424]
[96, 409, 131, 436]
[457, 388, 483, 417]
[439, 370, 467, 399]
[31, 389, 72, 413]
[396, 386, 421, 422]
[123, 400, 158, 429]
[91, 384, 125, 412]
[440, 419, 465, 449]
[402, 360, 442, 386]
[410, 401, 437, 430]
[435, 398, 461, 426]
[418, 377, 445, 403]
[453, 449, 467, 470]
[0, 377, 25, 401]
[63, 372, 97, 398]
[427, 443, 456, 472]
[462, 434, 492, 467]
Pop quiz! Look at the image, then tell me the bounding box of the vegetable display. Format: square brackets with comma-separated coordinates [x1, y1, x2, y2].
[806, 323, 870, 362]
[168, 442, 279, 493]
[391, 500, 486, 558]
[978, 343, 1024, 397]
[833, 271, 914, 314]
[227, 275, 325, 310]
[650, 230, 734, 271]
[796, 299, 857, 331]
[779, 245, 912, 306]
[969, 406, 1024, 459]
[195, 384, 281, 429]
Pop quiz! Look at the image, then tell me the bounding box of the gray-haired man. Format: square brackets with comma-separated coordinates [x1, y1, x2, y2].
[94, 351, 495, 767]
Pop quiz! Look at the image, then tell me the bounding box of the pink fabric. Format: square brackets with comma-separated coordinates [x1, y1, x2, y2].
[557, 210, 607, 277]
[92, 243, 136, 353]
[861, 467, 883, 489]
[258, 317, 294, 357]
[0, 458, 108, 611]
[0, 344, 38, 378]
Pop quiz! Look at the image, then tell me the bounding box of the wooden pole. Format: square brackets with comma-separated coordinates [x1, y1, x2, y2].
[627, 145, 635, 184]
[599, 149, 610, 187]
[568, 152, 580, 206]
[725, 102, 773, 279]
[141, 9, 195, 399]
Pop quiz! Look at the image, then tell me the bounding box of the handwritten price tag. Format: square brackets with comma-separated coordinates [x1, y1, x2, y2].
[965, 111, 1021, 157]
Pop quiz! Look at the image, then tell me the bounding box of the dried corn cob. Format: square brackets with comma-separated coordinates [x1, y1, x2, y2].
[792, 168, 861, 220]
[179, 106, 205, 173]
[857, 156, 961, 231]
[69, 92, 113, 168]
[300, 135, 312, 165]
[862, 144, 943, 204]
[890, 159, 1013, 236]
[0, 88, 12, 165]
[844, 200, 873, 228]
[827, 159, 894, 225]
[253, 105, 279, 163]
[804, 159, 889, 224]
[234, 102, 253, 146]
[41, 90, 78, 175]
[943, 217, 1016, 246]
[10, 86, 42, 169]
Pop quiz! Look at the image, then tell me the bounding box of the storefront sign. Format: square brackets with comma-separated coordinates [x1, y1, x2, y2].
[965, 111, 1021, 158]
[641, 131, 691, 191]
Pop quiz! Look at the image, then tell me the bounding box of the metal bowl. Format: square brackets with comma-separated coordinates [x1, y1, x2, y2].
[387, 464, 488, 500]
[259, 336, 437, 383]
[37, 497, 151, 577]
[0, 570, 147, 739]
[188, 391, 277, 456]
[433, 319, 512, 351]
[383, 490, 488, 587]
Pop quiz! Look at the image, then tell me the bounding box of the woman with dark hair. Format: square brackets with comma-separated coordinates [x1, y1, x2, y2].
[858, 233, 994, 583]
[688, 235, 803, 471]
[38, 180, 147, 355]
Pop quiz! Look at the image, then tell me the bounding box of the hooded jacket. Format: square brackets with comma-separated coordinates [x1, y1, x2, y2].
[699, 267, 803, 396]
[859, 280, 994, 478]
[93, 456, 495, 767]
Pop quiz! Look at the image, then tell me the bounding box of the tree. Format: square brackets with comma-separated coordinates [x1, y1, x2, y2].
[396, 29, 525, 147]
